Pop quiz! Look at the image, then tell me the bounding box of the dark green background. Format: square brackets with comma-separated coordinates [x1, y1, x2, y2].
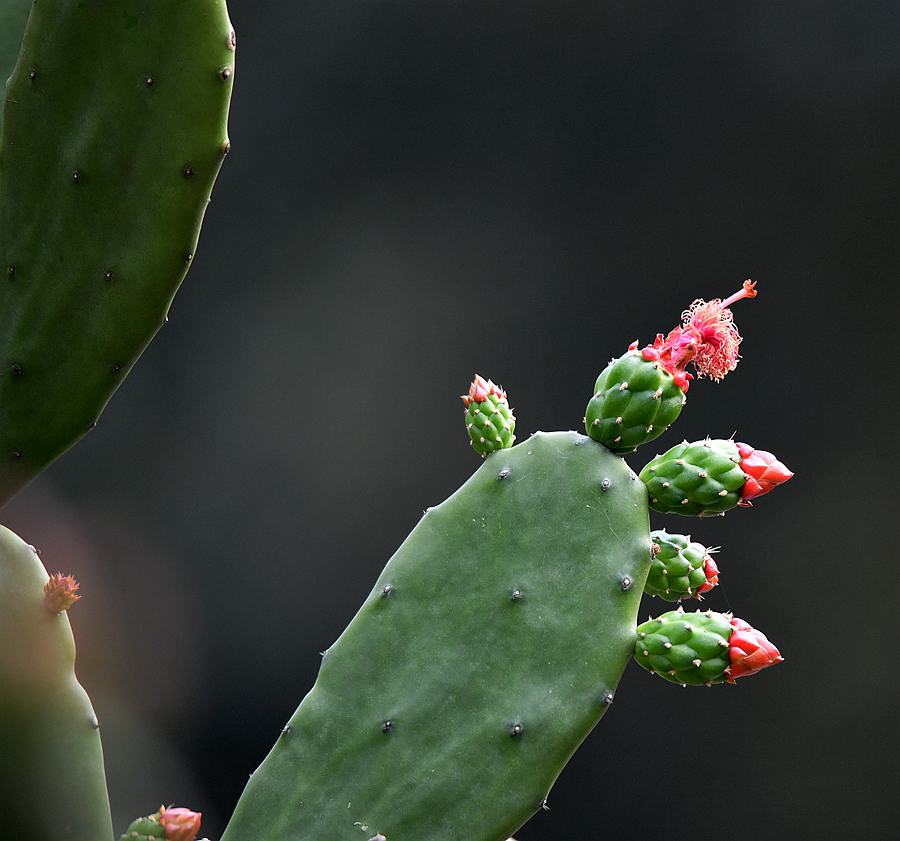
[2, 2, 895, 838]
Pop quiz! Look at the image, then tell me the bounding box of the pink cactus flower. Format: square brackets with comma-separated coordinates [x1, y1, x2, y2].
[642, 280, 757, 390]
[158, 806, 202, 841]
[725, 617, 783, 682]
[43, 573, 81, 613]
[736, 442, 793, 505]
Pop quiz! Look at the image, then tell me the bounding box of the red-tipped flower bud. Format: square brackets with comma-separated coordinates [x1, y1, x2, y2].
[725, 617, 784, 681]
[736, 442, 793, 505]
[158, 806, 202, 841]
[43, 572, 81, 613]
[462, 375, 516, 456]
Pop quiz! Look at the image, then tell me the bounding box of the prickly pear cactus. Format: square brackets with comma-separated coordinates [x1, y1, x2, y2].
[218, 288, 791, 841]
[222, 430, 651, 841]
[0, 0, 235, 506]
[0, 524, 113, 841]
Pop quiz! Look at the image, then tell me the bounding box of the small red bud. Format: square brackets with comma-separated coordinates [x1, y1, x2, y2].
[461, 374, 507, 408]
[158, 806, 202, 841]
[43, 573, 81, 613]
[725, 617, 783, 682]
[736, 443, 793, 504]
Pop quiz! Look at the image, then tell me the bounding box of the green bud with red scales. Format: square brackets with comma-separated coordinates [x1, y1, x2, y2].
[461, 374, 516, 455]
[640, 438, 793, 516]
[645, 530, 719, 601]
[634, 607, 783, 686]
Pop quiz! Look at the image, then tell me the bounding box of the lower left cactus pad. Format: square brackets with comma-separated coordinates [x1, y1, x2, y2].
[0, 525, 113, 841]
[221, 431, 652, 841]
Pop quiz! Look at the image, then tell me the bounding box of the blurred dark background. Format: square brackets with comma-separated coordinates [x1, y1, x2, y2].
[2, 1, 896, 838]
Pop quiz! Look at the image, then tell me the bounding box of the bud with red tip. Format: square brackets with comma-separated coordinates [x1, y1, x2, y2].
[120, 806, 202, 841]
[634, 607, 783, 686]
[43, 572, 81, 613]
[462, 375, 516, 456]
[645, 530, 720, 601]
[736, 442, 794, 506]
[639, 437, 792, 516]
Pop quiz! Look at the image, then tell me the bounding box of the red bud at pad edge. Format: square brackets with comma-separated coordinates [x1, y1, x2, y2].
[159, 806, 202, 841]
[43, 572, 81, 613]
[736, 442, 793, 505]
[725, 617, 783, 682]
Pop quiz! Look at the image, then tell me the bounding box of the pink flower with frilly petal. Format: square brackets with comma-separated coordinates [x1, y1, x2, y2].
[642, 280, 757, 390]
[725, 617, 783, 682]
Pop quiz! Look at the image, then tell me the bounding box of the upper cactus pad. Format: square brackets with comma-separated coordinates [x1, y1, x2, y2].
[0, 0, 235, 506]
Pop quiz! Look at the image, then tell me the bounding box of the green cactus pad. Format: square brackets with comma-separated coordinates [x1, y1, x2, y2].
[585, 349, 685, 454]
[645, 530, 716, 601]
[0, 524, 114, 841]
[634, 608, 734, 686]
[221, 431, 652, 841]
[0, 0, 32, 98]
[0, 0, 235, 506]
[639, 438, 745, 516]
